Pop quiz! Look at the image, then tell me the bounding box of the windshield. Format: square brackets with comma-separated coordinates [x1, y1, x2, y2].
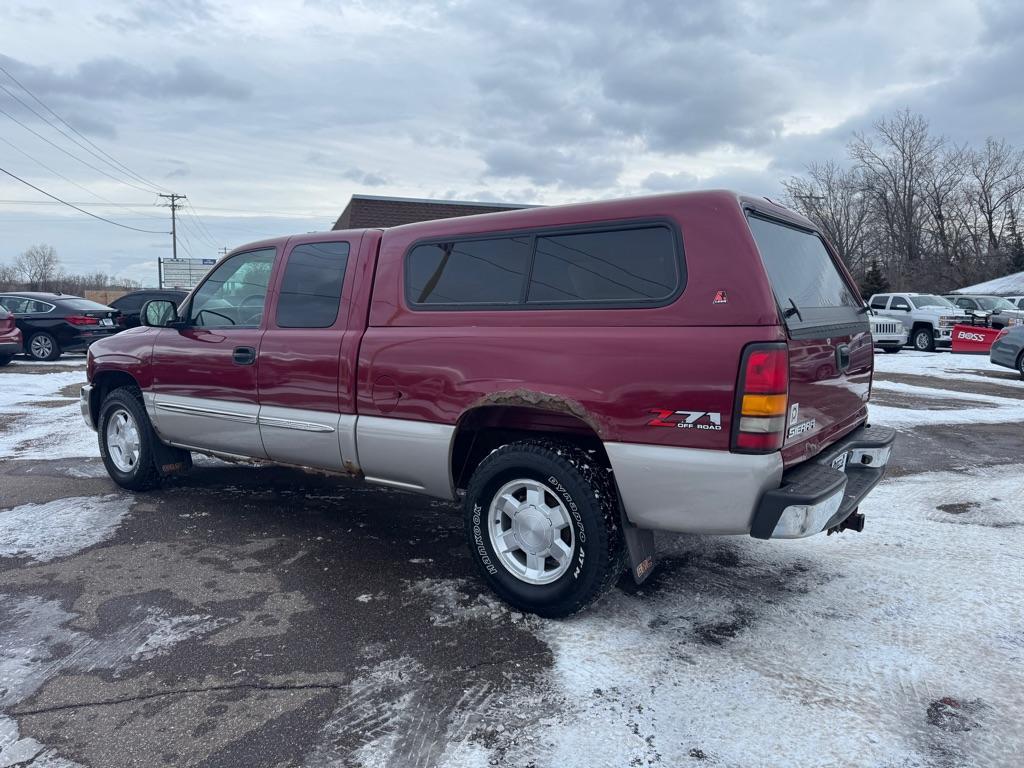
[909, 295, 954, 309]
[975, 296, 1015, 311]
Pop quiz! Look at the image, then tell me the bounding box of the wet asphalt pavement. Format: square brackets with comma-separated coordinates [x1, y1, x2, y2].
[1, 353, 1022, 767]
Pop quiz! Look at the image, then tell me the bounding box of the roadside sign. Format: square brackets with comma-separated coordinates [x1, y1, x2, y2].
[159, 257, 218, 289]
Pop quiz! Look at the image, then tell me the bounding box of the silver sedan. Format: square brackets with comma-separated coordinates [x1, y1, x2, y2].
[990, 325, 1024, 378]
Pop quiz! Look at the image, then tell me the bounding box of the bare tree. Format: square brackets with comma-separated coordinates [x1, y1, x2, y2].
[14, 244, 62, 291]
[0, 262, 19, 291]
[968, 137, 1024, 253]
[849, 110, 942, 283]
[784, 160, 871, 273]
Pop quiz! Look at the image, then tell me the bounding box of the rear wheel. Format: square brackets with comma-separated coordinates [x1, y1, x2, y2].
[27, 331, 60, 361]
[98, 387, 162, 491]
[912, 327, 935, 352]
[463, 440, 625, 618]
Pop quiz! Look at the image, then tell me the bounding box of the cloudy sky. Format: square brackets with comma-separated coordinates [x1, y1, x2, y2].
[1, 0, 1022, 285]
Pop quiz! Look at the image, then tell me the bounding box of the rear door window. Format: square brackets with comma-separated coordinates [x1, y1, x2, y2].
[747, 214, 861, 331]
[276, 241, 350, 328]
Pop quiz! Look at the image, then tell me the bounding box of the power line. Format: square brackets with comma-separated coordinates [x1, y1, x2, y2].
[0, 62, 168, 194]
[0, 165, 168, 234]
[0, 105, 158, 195]
[0, 133, 121, 206]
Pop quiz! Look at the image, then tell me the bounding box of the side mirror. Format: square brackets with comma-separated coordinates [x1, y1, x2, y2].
[141, 299, 181, 328]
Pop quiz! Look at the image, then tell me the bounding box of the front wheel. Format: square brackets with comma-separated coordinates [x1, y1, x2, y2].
[881, 345, 903, 354]
[97, 388, 162, 491]
[463, 440, 625, 618]
[27, 331, 60, 361]
[912, 327, 935, 352]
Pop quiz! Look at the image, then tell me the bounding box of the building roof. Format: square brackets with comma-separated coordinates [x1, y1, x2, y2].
[332, 194, 536, 230]
[951, 270, 1024, 296]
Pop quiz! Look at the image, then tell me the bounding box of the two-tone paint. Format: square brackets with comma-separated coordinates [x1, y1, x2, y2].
[85, 190, 879, 537]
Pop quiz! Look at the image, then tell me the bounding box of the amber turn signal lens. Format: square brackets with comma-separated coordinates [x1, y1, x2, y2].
[741, 393, 788, 417]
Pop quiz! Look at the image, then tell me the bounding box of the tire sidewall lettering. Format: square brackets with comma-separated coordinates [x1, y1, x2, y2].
[471, 503, 497, 575]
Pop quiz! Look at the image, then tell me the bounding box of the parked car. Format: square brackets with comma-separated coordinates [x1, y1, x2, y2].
[110, 289, 188, 328]
[0, 292, 121, 361]
[1003, 296, 1024, 309]
[869, 311, 908, 353]
[868, 293, 966, 351]
[990, 325, 1024, 378]
[81, 190, 895, 617]
[943, 294, 1024, 329]
[0, 306, 22, 366]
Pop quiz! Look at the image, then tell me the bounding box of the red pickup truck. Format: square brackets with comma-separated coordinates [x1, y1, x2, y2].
[82, 190, 894, 616]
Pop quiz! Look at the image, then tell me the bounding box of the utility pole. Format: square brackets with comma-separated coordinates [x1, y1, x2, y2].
[218, 246, 229, 257]
[158, 193, 187, 260]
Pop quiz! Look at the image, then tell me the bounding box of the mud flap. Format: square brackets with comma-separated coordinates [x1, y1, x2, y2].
[152, 440, 193, 477]
[620, 508, 657, 584]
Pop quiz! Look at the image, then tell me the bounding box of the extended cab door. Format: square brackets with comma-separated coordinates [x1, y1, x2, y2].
[149, 247, 277, 458]
[257, 235, 362, 472]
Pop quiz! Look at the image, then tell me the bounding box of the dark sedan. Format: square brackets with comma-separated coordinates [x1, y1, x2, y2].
[110, 289, 188, 328]
[0, 292, 120, 361]
[990, 325, 1024, 378]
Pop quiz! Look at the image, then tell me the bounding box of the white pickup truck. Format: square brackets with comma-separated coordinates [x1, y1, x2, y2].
[868, 293, 966, 351]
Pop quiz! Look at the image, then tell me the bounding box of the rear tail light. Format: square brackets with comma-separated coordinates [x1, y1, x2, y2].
[733, 343, 789, 453]
[66, 315, 99, 326]
[0, 316, 12, 331]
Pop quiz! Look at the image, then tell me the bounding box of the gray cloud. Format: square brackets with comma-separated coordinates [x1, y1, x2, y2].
[0, 54, 250, 105]
[1, 0, 1023, 286]
[96, 0, 216, 32]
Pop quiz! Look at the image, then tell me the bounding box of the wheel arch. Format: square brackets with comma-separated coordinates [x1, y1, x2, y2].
[451, 402, 610, 492]
[90, 370, 142, 426]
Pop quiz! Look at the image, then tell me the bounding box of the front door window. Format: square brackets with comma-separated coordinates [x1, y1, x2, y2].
[190, 249, 275, 328]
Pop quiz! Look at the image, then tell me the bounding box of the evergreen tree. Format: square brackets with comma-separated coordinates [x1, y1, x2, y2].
[860, 259, 889, 297]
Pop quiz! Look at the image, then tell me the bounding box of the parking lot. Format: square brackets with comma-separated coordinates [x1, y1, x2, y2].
[1, 352, 1022, 767]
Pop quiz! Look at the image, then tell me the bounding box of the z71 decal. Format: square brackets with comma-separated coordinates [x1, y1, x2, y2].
[647, 409, 723, 431]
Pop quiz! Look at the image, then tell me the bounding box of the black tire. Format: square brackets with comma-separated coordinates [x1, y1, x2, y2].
[1017, 352, 1024, 380]
[97, 387, 162, 491]
[0, 355, 12, 367]
[27, 331, 60, 361]
[463, 440, 626, 618]
[912, 327, 935, 352]
[881, 345, 902, 354]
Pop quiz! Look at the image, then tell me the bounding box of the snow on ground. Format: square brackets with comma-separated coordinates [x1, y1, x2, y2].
[874, 349, 1023, 389]
[870, 379, 1024, 427]
[0, 369, 95, 460]
[0, 496, 133, 561]
[359, 464, 1022, 768]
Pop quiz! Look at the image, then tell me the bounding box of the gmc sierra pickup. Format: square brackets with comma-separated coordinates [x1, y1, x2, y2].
[82, 190, 895, 616]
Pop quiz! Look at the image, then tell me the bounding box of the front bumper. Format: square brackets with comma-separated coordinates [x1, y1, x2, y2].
[80, 384, 96, 430]
[750, 424, 896, 539]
